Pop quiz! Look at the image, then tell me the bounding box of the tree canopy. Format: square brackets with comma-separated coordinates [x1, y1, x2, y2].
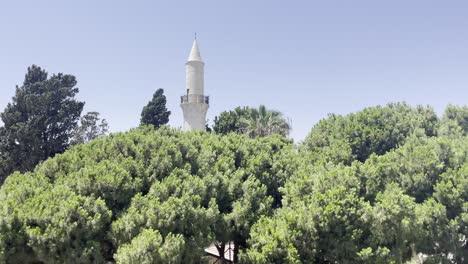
[0, 102, 467, 263]
[0, 127, 296, 263]
[303, 102, 438, 164]
[0, 65, 84, 184]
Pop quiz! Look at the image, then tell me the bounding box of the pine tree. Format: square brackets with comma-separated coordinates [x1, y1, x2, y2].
[0, 65, 84, 184]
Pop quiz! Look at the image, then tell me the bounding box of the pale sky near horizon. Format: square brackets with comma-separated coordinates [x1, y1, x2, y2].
[1, 0, 467, 141]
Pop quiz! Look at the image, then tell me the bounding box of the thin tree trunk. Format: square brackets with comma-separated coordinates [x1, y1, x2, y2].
[233, 241, 239, 263]
[215, 242, 227, 264]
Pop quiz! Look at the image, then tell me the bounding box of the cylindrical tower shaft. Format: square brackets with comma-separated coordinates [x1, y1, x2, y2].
[180, 39, 209, 131]
[186, 61, 204, 96]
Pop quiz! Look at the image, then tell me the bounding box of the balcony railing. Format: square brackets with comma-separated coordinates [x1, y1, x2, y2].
[180, 94, 209, 104]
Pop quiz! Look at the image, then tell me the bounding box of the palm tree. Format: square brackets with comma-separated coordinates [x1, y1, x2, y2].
[240, 105, 290, 138]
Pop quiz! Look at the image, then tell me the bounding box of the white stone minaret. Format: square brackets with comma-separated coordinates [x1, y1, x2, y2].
[180, 38, 209, 131]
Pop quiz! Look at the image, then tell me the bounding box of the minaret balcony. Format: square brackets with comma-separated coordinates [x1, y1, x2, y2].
[180, 94, 209, 104]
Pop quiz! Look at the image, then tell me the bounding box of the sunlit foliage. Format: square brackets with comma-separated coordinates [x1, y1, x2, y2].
[0, 103, 467, 263]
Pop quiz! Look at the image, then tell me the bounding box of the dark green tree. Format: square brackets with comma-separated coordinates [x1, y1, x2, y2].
[0, 65, 84, 184]
[140, 88, 171, 128]
[213, 106, 251, 135]
[71, 111, 109, 145]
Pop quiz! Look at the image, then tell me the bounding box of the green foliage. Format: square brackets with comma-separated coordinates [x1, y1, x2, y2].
[441, 104, 468, 134]
[213, 105, 290, 137]
[0, 127, 295, 262]
[1, 102, 468, 263]
[19, 187, 111, 263]
[140, 88, 171, 128]
[245, 163, 372, 263]
[213, 106, 250, 135]
[246, 104, 467, 263]
[243, 215, 302, 264]
[0, 65, 84, 184]
[0, 173, 111, 263]
[303, 102, 438, 164]
[114, 229, 185, 264]
[71, 111, 109, 145]
[367, 184, 418, 262]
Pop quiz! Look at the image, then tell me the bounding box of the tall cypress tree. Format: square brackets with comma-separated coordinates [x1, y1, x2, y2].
[140, 88, 171, 128]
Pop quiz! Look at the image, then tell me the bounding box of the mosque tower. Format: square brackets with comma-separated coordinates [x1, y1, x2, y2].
[180, 38, 209, 131]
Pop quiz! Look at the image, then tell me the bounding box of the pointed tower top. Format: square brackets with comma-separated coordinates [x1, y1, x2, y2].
[188, 39, 202, 62]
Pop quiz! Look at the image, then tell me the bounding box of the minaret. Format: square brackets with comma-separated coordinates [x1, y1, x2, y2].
[180, 38, 209, 131]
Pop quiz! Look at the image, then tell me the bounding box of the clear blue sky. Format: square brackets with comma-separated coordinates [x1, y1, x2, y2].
[1, 0, 467, 141]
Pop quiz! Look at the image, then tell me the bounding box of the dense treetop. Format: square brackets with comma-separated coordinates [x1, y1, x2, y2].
[0, 103, 467, 263]
[303, 102, 438, 164]
[140, 89, 171, 128]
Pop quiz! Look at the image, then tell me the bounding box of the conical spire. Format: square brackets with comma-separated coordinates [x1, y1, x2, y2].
[188, 39, 202, 62]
